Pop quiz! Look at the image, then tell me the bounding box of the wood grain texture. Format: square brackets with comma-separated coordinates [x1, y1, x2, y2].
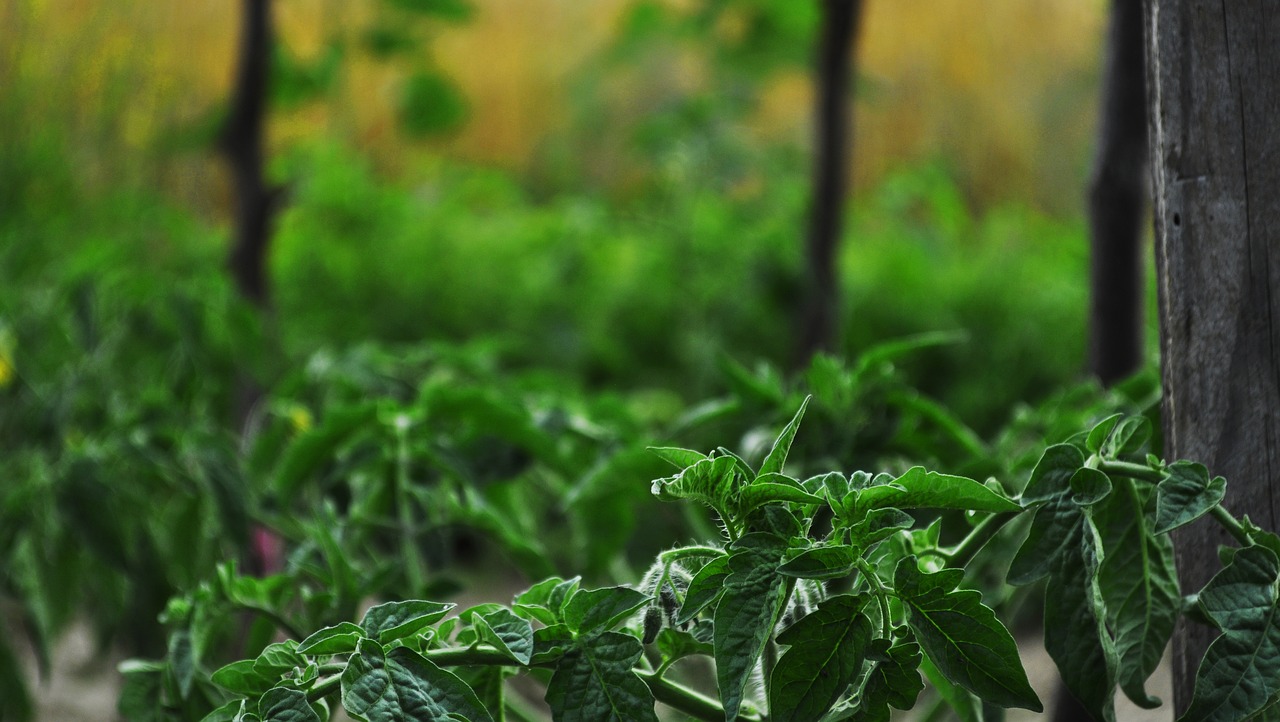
[1145, 0, 1280, 712]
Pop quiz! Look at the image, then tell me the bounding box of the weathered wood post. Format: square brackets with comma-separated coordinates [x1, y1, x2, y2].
[1144, 0, 1280, 712]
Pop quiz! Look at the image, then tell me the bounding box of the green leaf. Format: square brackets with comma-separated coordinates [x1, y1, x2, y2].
[919, 653, 982, 722]
[260, 687, 322, 722]
[341, 639, 494, 722]
[298, 622, 367, 656]
[360, 601, 455, 644]
[759, 396, 810, 477]
[894, 558, 1041, 711]
[513, 577, 580, 625]
[530, 624, 575, 665]
[211, 659, 277, 696]
[1103, 416, 1152, 458]
[472, 608, 534, 664]
[845, 640, 923, 722]
[714, 533, 789, 720]
[647, 447, 708, 470]
[649, 455, 738, 507]
[563, 586, 651, 636]
[1086, 414, 1125, 455]
[544, 632, 658, 722]
[849, 508, 915, 548]
[1155, 461, 1227, 534]
[738, 473, 825, 513]
[654, 628, 713, 664]
[1181, 545, 1280, 722]
[1023, 444, 1085, 503]
[1070, 467, 1113, 506]
[397, 71, 468, 138]
[677, 555, 731, 625]
[118, 660, 163, 722]
[169, 629, 197, 699]
[1095, 482, 1179, 708]
[855, 467, 1020, 514]
[198, 700, 242, 722]
[255, 641, 306, 679]
[778, 544, 859, 580]
[275, 403, 376, 500]
[768, 595, 872, 722]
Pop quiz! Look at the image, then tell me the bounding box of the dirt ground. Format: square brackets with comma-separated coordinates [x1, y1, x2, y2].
[20, 623, 1173, 722]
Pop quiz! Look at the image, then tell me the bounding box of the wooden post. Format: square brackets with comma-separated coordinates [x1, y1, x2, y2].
[797, 0, 864, 365]
[1144, 0, 1280, 712]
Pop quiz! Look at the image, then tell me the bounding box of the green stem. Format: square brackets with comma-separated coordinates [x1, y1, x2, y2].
[394, 421, 426, 593]
[424, 645, 550, 668]
[946, 512, 1016, 567]
[636, 670, 760, 722]
[1098, 459, 1163, 483]
[857, 559, 894, 638]
[660, 546, 726, 565]
[307, 674, 342, 703]
[1211, 504, 1253, 546]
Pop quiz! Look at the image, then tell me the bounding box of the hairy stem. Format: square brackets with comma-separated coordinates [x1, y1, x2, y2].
[947, 512, 1016, 567]
[1098, 458, 1163, 483]
[637, 669, 760, 722]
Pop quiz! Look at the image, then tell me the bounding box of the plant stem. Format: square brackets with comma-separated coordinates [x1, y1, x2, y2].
[857, 559, 894, 638]
[1098, 459, 1163, 483]
[1210, 504, 1253, 546]
[394, 420, 426, 593]
[947, 512, 1016, 567]
[660, 546, 726, 565]
[307, 674, 342, 703]
[636, 670, 759, 722]
[425, 645, 549, 668]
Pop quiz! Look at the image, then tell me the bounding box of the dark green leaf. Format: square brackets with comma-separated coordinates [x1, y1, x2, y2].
[850, 508, 915, 547]
[530, 624, 575, 665]
[397, 71, 468, 138]
[473, 608, 534, 664]
[1103, 416, 1151, 458]
[778, 545, 859, 580]
[676, 555, 730, 625]
[563, 586, 650, 636]
[1070, 467, 1112, 506]
[117, 660, 164, 722]
[714, 533, 789, 720]
[1155, 461, 1227, 534]
[298, 622, 367, 656]
[1086, 414, 1124, 455]
[359, 601, 455, 644]
[846, 640, 923, 722]
[1043, 520, 1118, 721]
[654, 628, 713, 664]
[1009, 496, 1081, 586]
[383, 0, 473, 22]
[260, 687, 322, 722]
[211, 659, 277, 696]
[769, 595, 872, 722]
[544, 632, 658, 722]
[254, 641, 305, 680]
[1181, 546, 1280, 722]
[895, 558, 1040, 711]
[341, 640, 494, 722]
[919, 654, 982, 722]
[759, 396, 810, 477]
[1023, 444, 1085, 503]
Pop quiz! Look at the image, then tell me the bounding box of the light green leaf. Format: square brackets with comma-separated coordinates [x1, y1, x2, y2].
[1181, 546, 1280, 722]
[855, 467, 1020, 514]
[360, 601, 455, 644]
[254, 641, 305, 680]
[646, 447, 708, 470]
[298, 622, 367, 656]
[1086, 414, 1125, 455]
[563, 587, 650, 636]
[778, 545, 859, 580]
[513, 577, 580, 625]
[894, 558, 1040, 711]
[769, 595, 872, 722]
[714, 533, 789, 721]
[1155, 461, 1227, 534]
[260, 687, 322, 722]
[211, 659, 277, 696]
[650, 455, 738, 508]
[544, 632, 658, 722]
[738, 473, 825, 513]
[759, 396, 810, 477]
[341, 639, 494, 722]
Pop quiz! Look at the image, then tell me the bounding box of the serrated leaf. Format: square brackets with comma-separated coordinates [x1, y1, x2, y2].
[341, 639, 494, 722]
[778, 545, 859, 580]
[714, 533, 789, 720]
[360, 601, 455, 644]
[563, 587, 651, 636]
[1181, 546, 1280, 722]
[894, 558, 1040, 711]
[855, 467, 1020, 514]
[472, 608, 534, 664]
[649, 455, 738, 508]
[1155, 461, 1227, 534]
[759, 396, 810, 477]
[1095, 482, 1179, 709]
[677, 555, 731, 625]
[211, 659, 277, 696]
[299, 622, 367, 656]
[845, 640, 923, 722]
[647, 447, 708, 470]
[769, 595, 872, 722]
[260, 686, 322, 722]
[544, 632, 658, 722]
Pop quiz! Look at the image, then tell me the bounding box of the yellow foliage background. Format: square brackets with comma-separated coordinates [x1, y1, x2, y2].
[2, 0, 1106, 212]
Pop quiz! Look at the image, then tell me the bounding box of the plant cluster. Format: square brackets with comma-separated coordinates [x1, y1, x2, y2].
[121, 399, 1280, 722]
